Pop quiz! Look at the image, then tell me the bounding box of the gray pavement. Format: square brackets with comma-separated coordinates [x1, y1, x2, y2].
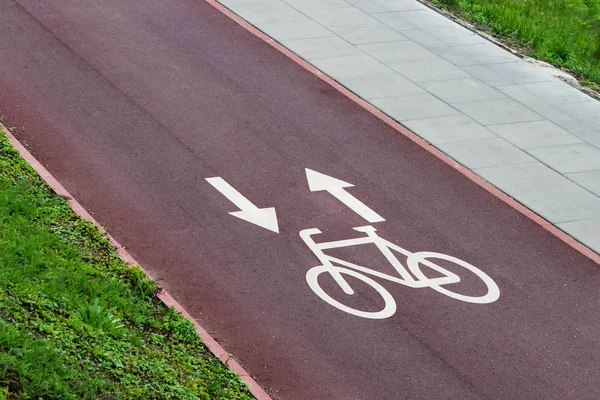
[219, 0, 600, 254]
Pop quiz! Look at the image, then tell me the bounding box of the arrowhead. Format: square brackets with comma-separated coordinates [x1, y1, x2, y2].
[229, 207, 279, 233]
[305, 168, 354, 192]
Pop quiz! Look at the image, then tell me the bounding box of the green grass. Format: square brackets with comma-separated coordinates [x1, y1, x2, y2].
[0, 129, 253, 399]
[430, 0, 600, 89]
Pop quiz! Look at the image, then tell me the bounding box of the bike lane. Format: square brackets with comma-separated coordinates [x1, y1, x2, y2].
[1, 0, 599, 399]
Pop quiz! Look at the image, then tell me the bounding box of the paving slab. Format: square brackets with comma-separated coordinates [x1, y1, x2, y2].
[353, 0, 426, 13]
[463, 61, 555, 87]
[402, 115, 496, 144]
[337, 73, 425, 99]
[437, 138, 535, 169]
[530, 104, 600, 148]
[453, 98, 544, 125]
[559, 100, 600, 128]
[566, 170, 600, 197]
[220, 0, 280, 6]
[283, 0, 348, 13]
[374, 9, 454, 30]
[528, 143, 600, 174]
[311, 54, 393, 78]
[258, 20, 334, 41]
[358, 40, 439, 63]
[330, 24, 409, 44]
[516, 188, 600, 224]
[283, 36, 363, 60]
[372, 93, 460, 120]
[559, 219, 600, 253]
[303, 7, 380, 27]
[345, 0, 388, 13]
[475, 162, 578, 196]
[433, 43, 519, 66]
[402, 26, 486, 48]
[498, 81, 593, 107]
[390, 58, 471, 82]
[488, 120, 583, 149]
[420, 78, 507, 103]
[232, 2, 307, 24]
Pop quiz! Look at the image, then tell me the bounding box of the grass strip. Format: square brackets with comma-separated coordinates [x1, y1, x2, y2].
[429, 0, 600, 89]
[0, 129, 253, 399]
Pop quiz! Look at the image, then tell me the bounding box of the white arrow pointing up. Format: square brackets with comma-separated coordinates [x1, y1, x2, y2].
[206, 177, 279, 233]
[305, 168, 385, 223]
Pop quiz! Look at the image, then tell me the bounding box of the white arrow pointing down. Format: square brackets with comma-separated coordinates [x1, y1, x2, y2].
[305, 168, 385, 223]
[206, 177, 279, 233]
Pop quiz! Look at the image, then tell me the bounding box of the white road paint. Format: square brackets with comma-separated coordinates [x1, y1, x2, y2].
[305, 169, 385, 223]
[206, 177, 279, 233]
[300, 226, 500, 319]
[207, 172, 499, 319]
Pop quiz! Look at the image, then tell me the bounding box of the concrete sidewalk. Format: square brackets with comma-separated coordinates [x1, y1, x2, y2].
[218, 0, 600, 254]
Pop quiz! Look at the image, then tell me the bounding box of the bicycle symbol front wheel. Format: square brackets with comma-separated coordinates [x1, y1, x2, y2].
[306, 266, 397, 319]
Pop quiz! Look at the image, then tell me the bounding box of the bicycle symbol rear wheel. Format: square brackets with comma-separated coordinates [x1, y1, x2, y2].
[407, 252, 500, 304]
[306, 266, 397, 319]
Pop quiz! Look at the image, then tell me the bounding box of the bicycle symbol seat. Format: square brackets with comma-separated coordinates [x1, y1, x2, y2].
[300, 226, 500, 319]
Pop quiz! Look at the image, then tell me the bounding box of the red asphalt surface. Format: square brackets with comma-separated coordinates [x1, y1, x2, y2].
[1, 0, 600, 399]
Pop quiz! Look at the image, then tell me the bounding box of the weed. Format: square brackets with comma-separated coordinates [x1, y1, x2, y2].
[75, 298, 127, 338]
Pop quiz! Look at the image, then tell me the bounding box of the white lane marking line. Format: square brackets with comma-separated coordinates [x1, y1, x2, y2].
[305, 168, 385, 223]
[206, 177, 279, 233]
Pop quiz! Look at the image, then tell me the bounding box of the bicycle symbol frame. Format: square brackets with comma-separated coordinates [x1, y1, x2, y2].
[300, 226, 500, 319]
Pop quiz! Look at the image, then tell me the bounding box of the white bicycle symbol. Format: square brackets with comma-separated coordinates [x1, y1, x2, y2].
[300, 226, 500, 319]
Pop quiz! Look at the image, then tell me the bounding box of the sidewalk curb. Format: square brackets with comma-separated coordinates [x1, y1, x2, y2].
[206, 0, 600, 266]
[1, 125, 272, 400]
